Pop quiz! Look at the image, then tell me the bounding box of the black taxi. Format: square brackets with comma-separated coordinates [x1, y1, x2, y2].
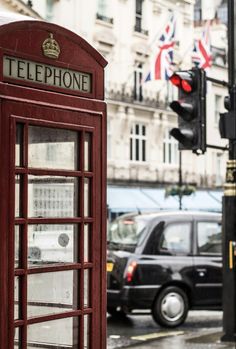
[107, 211, 222, 327]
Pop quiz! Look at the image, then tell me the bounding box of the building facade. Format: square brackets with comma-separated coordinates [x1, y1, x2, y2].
[2, 0, 229, 215]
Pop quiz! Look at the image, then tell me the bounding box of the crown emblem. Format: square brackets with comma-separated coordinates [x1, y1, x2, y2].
[42, 33, 60, 59]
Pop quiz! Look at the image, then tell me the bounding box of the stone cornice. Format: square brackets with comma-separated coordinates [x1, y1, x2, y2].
[3, 0, 43, 19]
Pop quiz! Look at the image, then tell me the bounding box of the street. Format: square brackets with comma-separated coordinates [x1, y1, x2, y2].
[107, 310, 236, 348]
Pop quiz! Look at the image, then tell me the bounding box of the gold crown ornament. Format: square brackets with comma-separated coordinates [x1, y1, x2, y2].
[42, 33, 60, 59]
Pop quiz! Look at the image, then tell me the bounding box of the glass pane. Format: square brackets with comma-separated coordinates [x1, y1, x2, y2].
[84, 178, 90, 217]
[84, 224, 90, 262]
[84, 133, 91, 171]
[14, 327, 20, 348]
[15, 123, 23, 167]
[28, 224, 80, 267]
[27, 317, 79, 348]
[14, 276, 20, 320]
[197, 222, 222, 254]
[160, 223, 191, 254]
[84, 314, 90, 349]
[28, 176, 79, 218]
[28, 126, 79, 170]
[130, 138, 133, 160]
[15, 226, 20, 268]
[142, 125, 146, 136]
[142, 140, 145, 161]
[84, 269, 90, 307]
[135, 139, 139, 161]
[15, 175, 22, 218]
[27, 270, 79, 317]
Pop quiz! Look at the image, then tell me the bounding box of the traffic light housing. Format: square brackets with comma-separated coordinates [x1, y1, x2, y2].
[219, 88, 236, 140]
[169, 68, 206, 154]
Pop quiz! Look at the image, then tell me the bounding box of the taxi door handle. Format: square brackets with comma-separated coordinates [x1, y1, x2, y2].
[196, 268, 207, 276]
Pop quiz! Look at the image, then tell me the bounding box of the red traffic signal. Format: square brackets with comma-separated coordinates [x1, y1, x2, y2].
[169, 68, 206, 153]
[169, 71, 194, 93]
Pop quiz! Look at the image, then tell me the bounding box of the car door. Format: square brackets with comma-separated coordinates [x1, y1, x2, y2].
[139, 218, 195, 289]
[192, 219, 222, 307]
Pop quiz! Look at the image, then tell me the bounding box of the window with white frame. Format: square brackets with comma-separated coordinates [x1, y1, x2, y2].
[46, 0, 54, 21]
[163, 128, 179, 164]
[130, 123, 146, 162]
[97, 0, 107, 15]
[97, 0, 113, 23]
[215, 94, 222, 124]
[135, 0, 143, 32]
[134, 63, 143, 102]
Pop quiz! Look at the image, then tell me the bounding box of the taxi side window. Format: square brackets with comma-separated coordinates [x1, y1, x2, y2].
[159, 222, 191, 255]
[197, 221, 222, 255]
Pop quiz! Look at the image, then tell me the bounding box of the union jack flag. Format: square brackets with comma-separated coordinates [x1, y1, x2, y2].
[192, 21, 212, 73]
[144, 15, 176, 81]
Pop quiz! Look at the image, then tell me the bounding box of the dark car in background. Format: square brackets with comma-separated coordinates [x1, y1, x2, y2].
[107, 211, 222, 328]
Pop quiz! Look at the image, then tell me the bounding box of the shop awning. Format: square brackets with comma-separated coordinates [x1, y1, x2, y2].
[107, 186, 222, 213]
[107, 186, 161, 213]
[181, 190, 223, 211]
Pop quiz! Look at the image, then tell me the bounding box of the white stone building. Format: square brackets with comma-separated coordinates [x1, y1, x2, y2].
[1, 0, 229, 215]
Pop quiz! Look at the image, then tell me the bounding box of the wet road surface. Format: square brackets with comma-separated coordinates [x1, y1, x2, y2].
[107, 310, 236, 348]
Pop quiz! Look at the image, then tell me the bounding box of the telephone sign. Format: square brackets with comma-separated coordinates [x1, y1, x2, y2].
[3, 55, 92, 93]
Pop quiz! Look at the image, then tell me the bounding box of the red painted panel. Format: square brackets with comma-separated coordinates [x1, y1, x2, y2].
[0, 14, 107, 349]
[0, 17, 107, 99]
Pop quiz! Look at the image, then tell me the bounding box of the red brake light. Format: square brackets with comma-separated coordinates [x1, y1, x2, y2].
[123, 220, 134, 225]
[181, 79, 192, 93]
[125, 261, 137, 283]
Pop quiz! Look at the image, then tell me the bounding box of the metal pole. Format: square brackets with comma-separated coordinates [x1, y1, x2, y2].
[179, 151, 182, 210]
[221, 0, 236, 342]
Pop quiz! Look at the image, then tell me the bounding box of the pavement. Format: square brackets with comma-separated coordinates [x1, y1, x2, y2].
[122, 330, 236, 349]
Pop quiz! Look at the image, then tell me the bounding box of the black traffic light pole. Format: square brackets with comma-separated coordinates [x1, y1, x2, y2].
[221, 0, 236, 342]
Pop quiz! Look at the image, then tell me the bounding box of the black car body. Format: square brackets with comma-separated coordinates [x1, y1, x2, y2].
[107, 211, 222, 327]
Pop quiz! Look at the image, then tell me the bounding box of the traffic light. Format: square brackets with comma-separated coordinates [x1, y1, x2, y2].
[219, 88, 236, 140]
[169, 68, 206, 154]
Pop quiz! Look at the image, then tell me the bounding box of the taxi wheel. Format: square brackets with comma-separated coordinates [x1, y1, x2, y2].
[152, 286, 189, 328]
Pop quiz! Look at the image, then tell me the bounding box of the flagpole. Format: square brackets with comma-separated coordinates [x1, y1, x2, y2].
[122, 13, 176, 93]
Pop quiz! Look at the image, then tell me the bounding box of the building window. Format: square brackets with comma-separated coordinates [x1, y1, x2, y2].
[46, 0, 54, 21]
[134, 0, 148, 35]
[130, 123, 146, 162]
[163, 128, 178, 164]
[215, 95, 222, 124]
[216, 2, 228, 25]
[135, 0, 143, 32]
[134, 63, 143, 102]
[96, 0, 113, 24]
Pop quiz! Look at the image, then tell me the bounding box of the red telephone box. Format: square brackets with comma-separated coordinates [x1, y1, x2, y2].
[0, 13, 107, 349]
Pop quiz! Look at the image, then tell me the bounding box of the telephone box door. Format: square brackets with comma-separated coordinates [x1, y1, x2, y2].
[3, 100, 106, 349]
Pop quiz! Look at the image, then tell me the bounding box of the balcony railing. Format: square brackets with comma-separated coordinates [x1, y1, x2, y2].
[106, 87, 166, 109]
[96, 13, 114, 25]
